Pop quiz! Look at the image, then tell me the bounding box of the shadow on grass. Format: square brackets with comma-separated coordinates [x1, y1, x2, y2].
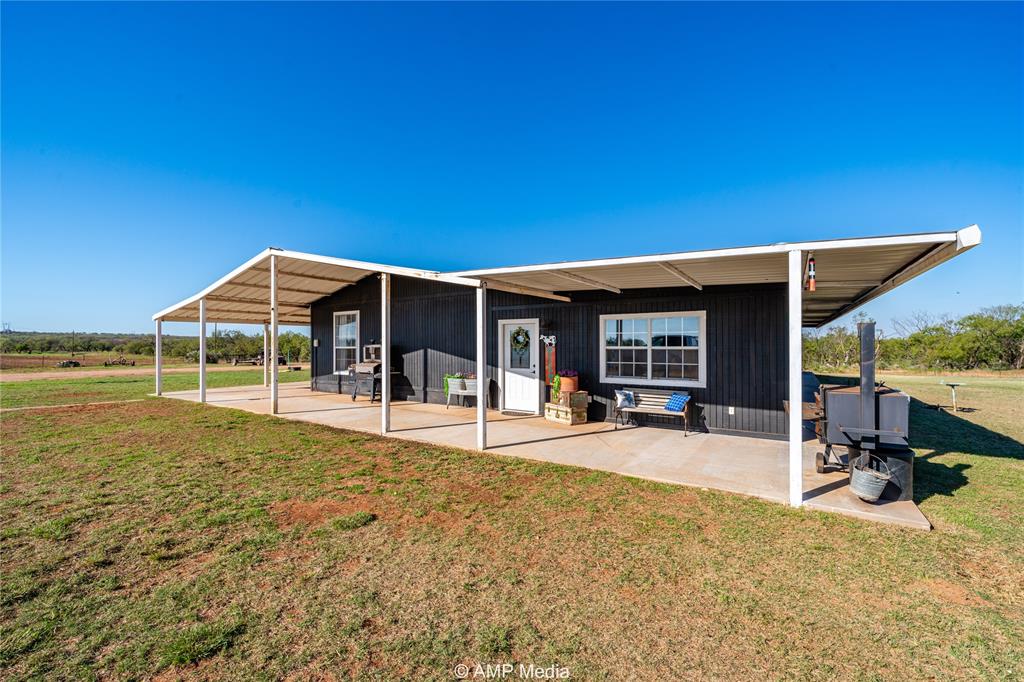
[907, 395, 1023, 504]
[816, 374, 1023, 505]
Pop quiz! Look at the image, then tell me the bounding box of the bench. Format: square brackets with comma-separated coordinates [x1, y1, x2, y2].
[446, 378, 490, 409]
[613, 388, 690, 436]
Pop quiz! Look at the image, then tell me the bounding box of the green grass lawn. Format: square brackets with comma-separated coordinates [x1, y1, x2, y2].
[0, 369, 309, 409]
[0, 374, 1021, 679]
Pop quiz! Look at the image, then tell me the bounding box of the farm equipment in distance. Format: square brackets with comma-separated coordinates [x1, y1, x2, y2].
[232, 354, 286, 366]
[104, 355, 136, 367]
[56, 359, 81, 368]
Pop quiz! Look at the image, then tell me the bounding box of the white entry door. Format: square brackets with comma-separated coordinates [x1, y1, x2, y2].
[500, 319, 540, 414]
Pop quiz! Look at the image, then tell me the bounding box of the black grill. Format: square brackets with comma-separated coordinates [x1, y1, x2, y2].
[350, 361, 382, 402]
[816, 322, 914, 501]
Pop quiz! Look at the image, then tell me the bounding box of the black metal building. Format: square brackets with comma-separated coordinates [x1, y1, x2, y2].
[310, 275, 788, 437]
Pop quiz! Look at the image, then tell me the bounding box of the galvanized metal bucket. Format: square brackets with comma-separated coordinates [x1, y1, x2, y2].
[850, 455, 891, 503]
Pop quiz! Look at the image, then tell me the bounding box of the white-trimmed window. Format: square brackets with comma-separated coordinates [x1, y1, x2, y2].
[599, 311, 706, 387]
[333, 310, 360, 375]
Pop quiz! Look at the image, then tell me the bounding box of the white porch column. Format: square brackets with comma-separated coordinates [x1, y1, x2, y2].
[270, 254, 279, 414]
[154, 319, 163, 396]
[475, 283, 488, 450]
[263, 322, 269, 387]
[787, 249, 803, 507]
[380, 273, 391, 434]
[199, 299, 207, 403]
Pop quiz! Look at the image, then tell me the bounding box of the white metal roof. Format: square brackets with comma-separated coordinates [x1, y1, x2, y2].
[152, 249, 471, 325]
[153, 225, 981, 327]
[449, 225, 982, 327]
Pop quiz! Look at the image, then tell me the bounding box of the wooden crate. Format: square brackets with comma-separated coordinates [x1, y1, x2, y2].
[544, 402, 588, 425]
[556, 390, 589, 409]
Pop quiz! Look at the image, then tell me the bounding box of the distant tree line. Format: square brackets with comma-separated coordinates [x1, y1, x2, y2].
[804, 304, 1024, 371]
[0, 330, 311, 363]
[5, 303, 1020, 371]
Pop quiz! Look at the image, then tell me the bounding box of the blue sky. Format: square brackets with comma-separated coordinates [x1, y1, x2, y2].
[2, 2, 1021, 335]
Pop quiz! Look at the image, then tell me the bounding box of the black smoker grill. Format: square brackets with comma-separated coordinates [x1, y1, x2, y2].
[816, 322, 915, 502]
[350, 344, 384, 401]
[351, 360, 382, 402]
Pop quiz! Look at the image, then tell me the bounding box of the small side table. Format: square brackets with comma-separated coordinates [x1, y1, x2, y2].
[941, 381, 965, 413]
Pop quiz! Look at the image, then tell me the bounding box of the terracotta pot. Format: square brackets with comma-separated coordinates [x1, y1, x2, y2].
[559, 376, 578, 394]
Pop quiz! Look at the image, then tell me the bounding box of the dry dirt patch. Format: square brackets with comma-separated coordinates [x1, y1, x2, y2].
[917, 578, 987, 607]
[268, 498, 375, 528]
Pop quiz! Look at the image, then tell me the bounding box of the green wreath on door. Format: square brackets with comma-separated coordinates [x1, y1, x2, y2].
[510, 326, 530, 353]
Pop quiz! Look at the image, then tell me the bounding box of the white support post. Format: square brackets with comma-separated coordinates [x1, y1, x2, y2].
[380, 274, 391, 434]
[154, 319, 163, 396]
[787, 249, 803, 507]
[263, 322, 269, 387]
[270, 255, 279, 414]
[199, 299, 207, 403]
[475, 283, 488, 450]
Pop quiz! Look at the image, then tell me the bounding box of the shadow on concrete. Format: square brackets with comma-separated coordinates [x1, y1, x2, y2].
[802, 477, 848, 502]
[390, 414, 538, 434]
[489, 426, 626, 451]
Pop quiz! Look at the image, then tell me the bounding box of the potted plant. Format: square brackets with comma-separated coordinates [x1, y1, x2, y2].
[443, 373, 466, 397]
[556, 369, 579, 394]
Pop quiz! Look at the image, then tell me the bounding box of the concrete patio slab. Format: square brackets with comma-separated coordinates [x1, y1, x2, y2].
[161, 383, 930, 530]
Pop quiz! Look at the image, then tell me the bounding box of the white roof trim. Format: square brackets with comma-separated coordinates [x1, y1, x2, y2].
[447, 227, 975, 277]
[153, 226, 981, 326]
[153, 248, 480, 321]
[153, 248, 275, 321]
[813, 224, 981, 327]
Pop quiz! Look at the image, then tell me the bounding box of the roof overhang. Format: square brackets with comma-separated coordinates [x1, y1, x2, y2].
[152, 249, 479, 324]
[448, 225, 982, 327]
[153, 226, 981, 328]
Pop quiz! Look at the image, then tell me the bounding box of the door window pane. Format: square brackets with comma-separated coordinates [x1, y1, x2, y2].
[509, 327, 531, 369]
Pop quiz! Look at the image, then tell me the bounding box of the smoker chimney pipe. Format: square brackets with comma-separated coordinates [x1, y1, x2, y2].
[859, 321, 876, 456]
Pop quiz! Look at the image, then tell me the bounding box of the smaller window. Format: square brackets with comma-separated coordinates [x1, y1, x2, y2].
[333, 311, 360, 374]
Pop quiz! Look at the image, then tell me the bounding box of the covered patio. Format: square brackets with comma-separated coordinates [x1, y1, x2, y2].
[152, 225, 980, 529]
[162, 381, 930, 529]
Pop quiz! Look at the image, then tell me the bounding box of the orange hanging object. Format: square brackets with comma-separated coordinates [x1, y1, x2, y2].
[807, 257, 816, 292]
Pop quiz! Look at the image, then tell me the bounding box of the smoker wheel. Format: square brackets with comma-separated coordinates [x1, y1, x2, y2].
[815, 452, 825, 474]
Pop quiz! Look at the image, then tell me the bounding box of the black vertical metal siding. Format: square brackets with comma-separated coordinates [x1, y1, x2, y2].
[311, 276, 478, 402]
[310, 276, 788, 436]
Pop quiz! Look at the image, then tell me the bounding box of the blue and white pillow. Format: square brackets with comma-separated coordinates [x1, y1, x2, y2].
[615, 390, 635, 409]
[664, 393, 690, 413]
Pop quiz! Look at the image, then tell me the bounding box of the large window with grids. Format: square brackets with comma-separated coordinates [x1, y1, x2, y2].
[333, 311, 360, 375]
[599, 311, 706, 387]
